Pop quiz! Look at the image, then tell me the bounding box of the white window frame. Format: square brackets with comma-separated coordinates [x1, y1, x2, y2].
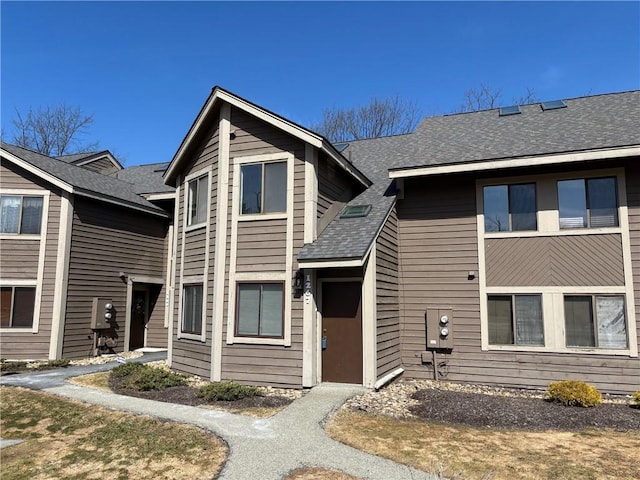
[177, 276, 206, 341]
[234, 281, 285, 339]
[477, 167, 637, 357]
[183, 168, 210, 232]
[0, 190, 49, 240]
[234, 153, 292, 222]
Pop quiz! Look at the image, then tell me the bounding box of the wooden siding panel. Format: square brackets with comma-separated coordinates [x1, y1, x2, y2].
[0, 161, 62, 360]
[376, 207, 401, 380]
[486, 235, 624, 286]
[63, 198, 167, 359]
[80, 158, 119, 175]
[317, 154, 354, 219]
[398, 171, 639, 394]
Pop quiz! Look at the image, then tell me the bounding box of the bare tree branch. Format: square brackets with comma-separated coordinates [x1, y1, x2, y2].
[311, 95, 421, 143]
[11, 104, 99, 156]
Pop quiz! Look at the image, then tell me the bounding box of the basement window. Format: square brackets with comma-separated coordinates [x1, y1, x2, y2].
[341, 204, 372, 218]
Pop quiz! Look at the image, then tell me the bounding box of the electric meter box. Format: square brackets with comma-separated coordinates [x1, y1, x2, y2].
[91, 297, 114, 330]
[426, 307, 454, 350]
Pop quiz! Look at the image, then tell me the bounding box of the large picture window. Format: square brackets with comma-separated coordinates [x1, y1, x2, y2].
[187, 175, 208, 227]
[558, 177, 618, 229]
[236, 283, 284, 338]
[564, 295, 627, 349]
[0, 195, 43, 234]
[488, 294, 544, 346]
[483, 183, 536, 232]
[0, 286, 36, 328]
[240, 161, 287, 215]
[182, 284, 203, 335]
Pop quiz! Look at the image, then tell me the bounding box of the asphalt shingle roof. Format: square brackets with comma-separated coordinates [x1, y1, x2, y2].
[299, 91, 640, 262]
[55, 152, 99, 164]
[2, 143, 166, 215]
[112, 163, 174, 195]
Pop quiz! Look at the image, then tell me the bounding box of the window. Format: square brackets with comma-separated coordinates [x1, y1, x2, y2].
[558, 177, 618, 229]
[0, 195, 43, 234]
[236, 283, 284, 338]
[240, 161, 287, 215]
[483, 183, 536, 232]
[182, 285, 203, 334]
[564, 295, 627, 349]
[187, 175, 208, 226]
[488, 295, 544, 346]
[0, 286, 36, 328]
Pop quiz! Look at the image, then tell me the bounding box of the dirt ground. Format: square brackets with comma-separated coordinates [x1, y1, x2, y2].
[409, 388, 640, 431]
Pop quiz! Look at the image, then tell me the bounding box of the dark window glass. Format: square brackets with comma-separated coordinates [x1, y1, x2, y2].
[488, 294, 543, 346]
[559, 177, 618, 229]
[236, 283, 284, 338]
[241, 161, 287, 215]
[182, 285, 203, 334]
[0, 287, 12, 327]
[20, 197, 43, 234]
[188, 176, 208, 226]
[263, 162, 287, 213]
[588, 178, 618, 227]
[565, 295, 627, 349]
[241, 164, 262, 214]
[564, 296, 595, 347]
[488, 296, 513, 344]
[0, 286, 35, 328]
[483, 184, 536, 232]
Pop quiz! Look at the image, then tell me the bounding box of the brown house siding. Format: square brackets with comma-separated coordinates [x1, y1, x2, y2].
[317, 154, 354, 218]
[0, 161, 62, 360]
[397, 171, 640, 394]
[376, 207, 401, 381]
[486, 235, 625, 286]
[170, 120, 220, 378]
[63, 198, 167, 359]
[218, 107, 305, 388]
[80, 157, 119, 175]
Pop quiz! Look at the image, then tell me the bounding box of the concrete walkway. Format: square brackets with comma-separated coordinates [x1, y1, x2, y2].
[1, 354, 434, 480]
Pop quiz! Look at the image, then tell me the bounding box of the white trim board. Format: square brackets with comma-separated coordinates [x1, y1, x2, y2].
[390, 145, 640, 179]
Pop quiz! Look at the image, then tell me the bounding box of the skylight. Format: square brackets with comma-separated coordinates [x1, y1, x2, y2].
[499, 105, 521, 117]
[333, 142, 349, 153]
[341, 204, 372, 218]
[541, 100, 567, 111]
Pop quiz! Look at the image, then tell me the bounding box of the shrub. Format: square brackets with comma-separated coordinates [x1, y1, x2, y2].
[40, 359, 70, 369]
[111, 362, 187, 391]
[196, 381, 260, 402]
[546, 380, 603, 408]
[632, 392, 640, 409]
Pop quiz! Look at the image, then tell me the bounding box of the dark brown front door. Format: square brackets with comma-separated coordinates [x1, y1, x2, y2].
[321, 281, 363, 384]
[129, 289, 148, 350]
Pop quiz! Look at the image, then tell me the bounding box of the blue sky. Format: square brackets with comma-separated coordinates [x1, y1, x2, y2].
[2, 1, 639, 166]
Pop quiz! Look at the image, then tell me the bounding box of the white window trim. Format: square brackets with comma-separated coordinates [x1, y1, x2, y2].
[226, 272, 291, 346]
[177, 275, 206, 341]
[477, 167, 637, 357]
[183, 168, 210, 232]
[0, 280, 39, 333]
[235, 152, 290, 219]
[0, 189, 49, 239]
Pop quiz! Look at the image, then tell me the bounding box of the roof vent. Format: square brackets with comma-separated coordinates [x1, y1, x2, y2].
[499, 105, 521, 116]
[341, 204, 372, 218]
[541, 99, 567, 111]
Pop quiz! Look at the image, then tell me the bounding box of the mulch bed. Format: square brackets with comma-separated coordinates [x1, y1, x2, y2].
[410, 389, 640, 431]
[109, 376, 292, 410]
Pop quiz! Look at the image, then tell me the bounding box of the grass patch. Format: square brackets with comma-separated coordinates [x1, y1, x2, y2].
[67, 372, 111, 392]
[0, 386, 227, 479]
[326, 409, 640, 480]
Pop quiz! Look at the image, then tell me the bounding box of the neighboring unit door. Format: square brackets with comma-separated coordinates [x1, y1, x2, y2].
[129, 288, 148, 350]
[321, 281, 363, 384]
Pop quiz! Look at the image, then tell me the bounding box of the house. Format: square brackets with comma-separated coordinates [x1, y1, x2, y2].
[163, 87, 639, 394]
[0, 143, 172, 360]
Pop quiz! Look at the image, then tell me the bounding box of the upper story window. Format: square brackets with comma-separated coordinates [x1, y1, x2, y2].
[483, 183, 536, 232]
[187, 175, 208, 226]
[240, 161, 287, 215]
[0, 195, 43, 234]
[558, 177, 618, 229]
[0, 286, 36, 328]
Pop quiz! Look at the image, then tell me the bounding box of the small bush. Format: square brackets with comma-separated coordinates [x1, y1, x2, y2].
[40, 359, 70, 369]
[196, 381, 260, 402]
[111, 362, 187, 391]
[0, 360, 27, 372]
[546, 380, 602, 408]
[632, 392, 640, 409]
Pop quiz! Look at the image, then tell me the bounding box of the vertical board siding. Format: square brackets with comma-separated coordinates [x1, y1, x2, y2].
[218, 107, 305, 388]
[486, 235, 624, 286]
[376, 207, 401, 380]
[171, 120, 219, 378]
[0, 161, 61, 360]
[63, 198, 167, 359]
[398, 171, 640, 394]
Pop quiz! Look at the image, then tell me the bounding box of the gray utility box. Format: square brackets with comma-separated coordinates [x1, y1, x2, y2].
[91, 297, 114, 330]
[425, 307, 454, 350]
